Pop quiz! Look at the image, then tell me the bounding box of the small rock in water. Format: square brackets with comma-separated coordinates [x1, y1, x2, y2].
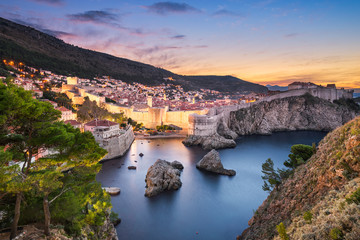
[139, 153, 144, 157]
[102, 187, 121, 195]
[144, 159, 183, 197]
[171, 160, 184, 170]
[128, 166, 137, 170]
[196, 149, 236, 176]
[134, 161, 137, 163]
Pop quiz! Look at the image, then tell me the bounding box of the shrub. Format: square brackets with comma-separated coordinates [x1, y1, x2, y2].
[329, 227, 344, 240]
[303, 211, 313, 224]
[346, 187, 360, 205]
[276, 222, 289, 240]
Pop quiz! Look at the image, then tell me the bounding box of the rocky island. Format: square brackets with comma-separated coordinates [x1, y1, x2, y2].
[196, 149, 236, 176]
[144, 160, 184, 197]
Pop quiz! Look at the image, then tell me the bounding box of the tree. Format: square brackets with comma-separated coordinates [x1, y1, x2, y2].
[1, 84, 108, 238]
[77, 97, 108, 122]
[261, 158, 281, 192]
[0, 83, 62, 239]
[276, 222, 289, 240]
[31, 122, 107, 235]
[283, 144, 314, 169]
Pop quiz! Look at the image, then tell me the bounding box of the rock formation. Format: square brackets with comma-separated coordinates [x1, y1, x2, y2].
[145, 159, 184, 197]
[238, 116, 360, 240]
[230, 94, 359, 135]
[196, 149, 236, 176]
[183, 133, 236, 150]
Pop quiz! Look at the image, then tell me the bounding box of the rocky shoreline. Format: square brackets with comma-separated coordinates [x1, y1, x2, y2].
[183, 95, 359, 150]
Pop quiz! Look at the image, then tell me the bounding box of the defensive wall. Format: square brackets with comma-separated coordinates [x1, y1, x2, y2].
[95, 125, 135, 160]
[187, 87, 353, 137]
[104, 102, 207, 133]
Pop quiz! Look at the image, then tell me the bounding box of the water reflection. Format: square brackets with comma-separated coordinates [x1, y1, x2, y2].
[97, 131, 327, 240]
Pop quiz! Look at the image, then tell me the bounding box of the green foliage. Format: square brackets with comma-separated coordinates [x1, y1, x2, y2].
[261, 158, 281, 192]
[42, 90, 74, 111]
[284, 144, 314, 169]
[156, 125, 175, 131]
[0, 83, 111, 237]
[303, 211, 313, 224]
[329, 227, 344, 240]
[334, 98, 360, 111]
[346, 187, 360, 205]
[105, 97, 116, 103]
[276, 222, 289, 240]
[77, 97, 127, 124]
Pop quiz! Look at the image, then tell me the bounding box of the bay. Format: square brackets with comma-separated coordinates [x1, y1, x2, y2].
[96, 131, 327, 240]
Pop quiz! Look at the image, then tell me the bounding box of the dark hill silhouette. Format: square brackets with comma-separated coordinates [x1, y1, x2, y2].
[0, 17, 267, 93]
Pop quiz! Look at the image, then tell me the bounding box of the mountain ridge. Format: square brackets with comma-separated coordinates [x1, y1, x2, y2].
[0, 17, 267, 93]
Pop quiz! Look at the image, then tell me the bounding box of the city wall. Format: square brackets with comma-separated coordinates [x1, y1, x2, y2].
[99, 125, 135, 160]
[104, 103, 207, 133]
[188, 87, 353, 137]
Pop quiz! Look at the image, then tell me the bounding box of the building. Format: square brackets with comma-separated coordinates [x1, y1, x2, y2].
[64, 120, 82, 129]
[84, 119, 119, 134]
[288, 82, 317, 90]
[85, 119, 135, 160]
[56, 106, 74, 121]
[287, 82, 353, 102]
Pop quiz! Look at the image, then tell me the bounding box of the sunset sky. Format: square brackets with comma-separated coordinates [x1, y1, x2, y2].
[1, 0, 360, 88]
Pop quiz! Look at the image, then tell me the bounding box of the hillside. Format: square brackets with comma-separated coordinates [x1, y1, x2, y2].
[239, 116, 360, 239]
[0, 17, 267, 93]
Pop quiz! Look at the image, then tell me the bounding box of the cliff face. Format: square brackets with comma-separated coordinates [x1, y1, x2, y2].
[230, 94, 359, 135]
[239, 116, 360, 240]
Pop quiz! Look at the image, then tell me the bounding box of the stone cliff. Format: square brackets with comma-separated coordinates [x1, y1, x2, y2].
[239, 116, 360, 240]
[230, 94, 359, 135]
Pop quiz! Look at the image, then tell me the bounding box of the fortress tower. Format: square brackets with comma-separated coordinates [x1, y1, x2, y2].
[147, 96, 153, 108]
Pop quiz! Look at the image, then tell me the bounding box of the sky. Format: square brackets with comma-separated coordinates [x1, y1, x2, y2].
[1, 0, 360, 88]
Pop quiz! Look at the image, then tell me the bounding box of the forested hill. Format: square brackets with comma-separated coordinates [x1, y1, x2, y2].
[0, 17, 267, 93]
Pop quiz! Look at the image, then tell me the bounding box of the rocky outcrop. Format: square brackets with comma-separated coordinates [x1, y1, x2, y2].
[196, 149, 236, 176]
[230, 94, 359, 135]
[182, 133, 236, 150]
[145, 159, 184, 197]
[238, 116, 360, 240]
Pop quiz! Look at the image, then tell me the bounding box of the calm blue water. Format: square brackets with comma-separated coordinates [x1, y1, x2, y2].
[96, 131, 327, 240]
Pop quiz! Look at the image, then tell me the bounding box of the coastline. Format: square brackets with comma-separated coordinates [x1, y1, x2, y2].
[134, 133, 186, 139]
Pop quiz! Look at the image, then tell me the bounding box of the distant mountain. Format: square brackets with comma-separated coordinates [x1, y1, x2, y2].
[266, 84, 288, 91]
[0, 17, 267, 93]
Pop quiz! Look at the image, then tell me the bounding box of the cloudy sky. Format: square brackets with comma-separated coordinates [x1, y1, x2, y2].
[1, 0, 360, 88]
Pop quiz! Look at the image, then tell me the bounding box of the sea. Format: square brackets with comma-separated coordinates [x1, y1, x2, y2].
[96, 131, 327, 240]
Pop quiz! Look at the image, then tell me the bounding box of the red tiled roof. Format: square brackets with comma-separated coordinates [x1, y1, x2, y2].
[56, 106, 71, 112]
[64, 120, 81, 126]
[85, 119, 118, 127]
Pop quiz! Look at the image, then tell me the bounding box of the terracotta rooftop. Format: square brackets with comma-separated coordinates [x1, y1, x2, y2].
[85, 119, 118, 127]
[64, 120, 81, 126]
[56, 106, 71, 112]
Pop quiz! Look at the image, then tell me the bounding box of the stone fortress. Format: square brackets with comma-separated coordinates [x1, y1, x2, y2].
[188, 82, 354, 137]
[62, 78, 353, 138]
[62, 77, 207, 134]
[84, 119, 135, 160]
